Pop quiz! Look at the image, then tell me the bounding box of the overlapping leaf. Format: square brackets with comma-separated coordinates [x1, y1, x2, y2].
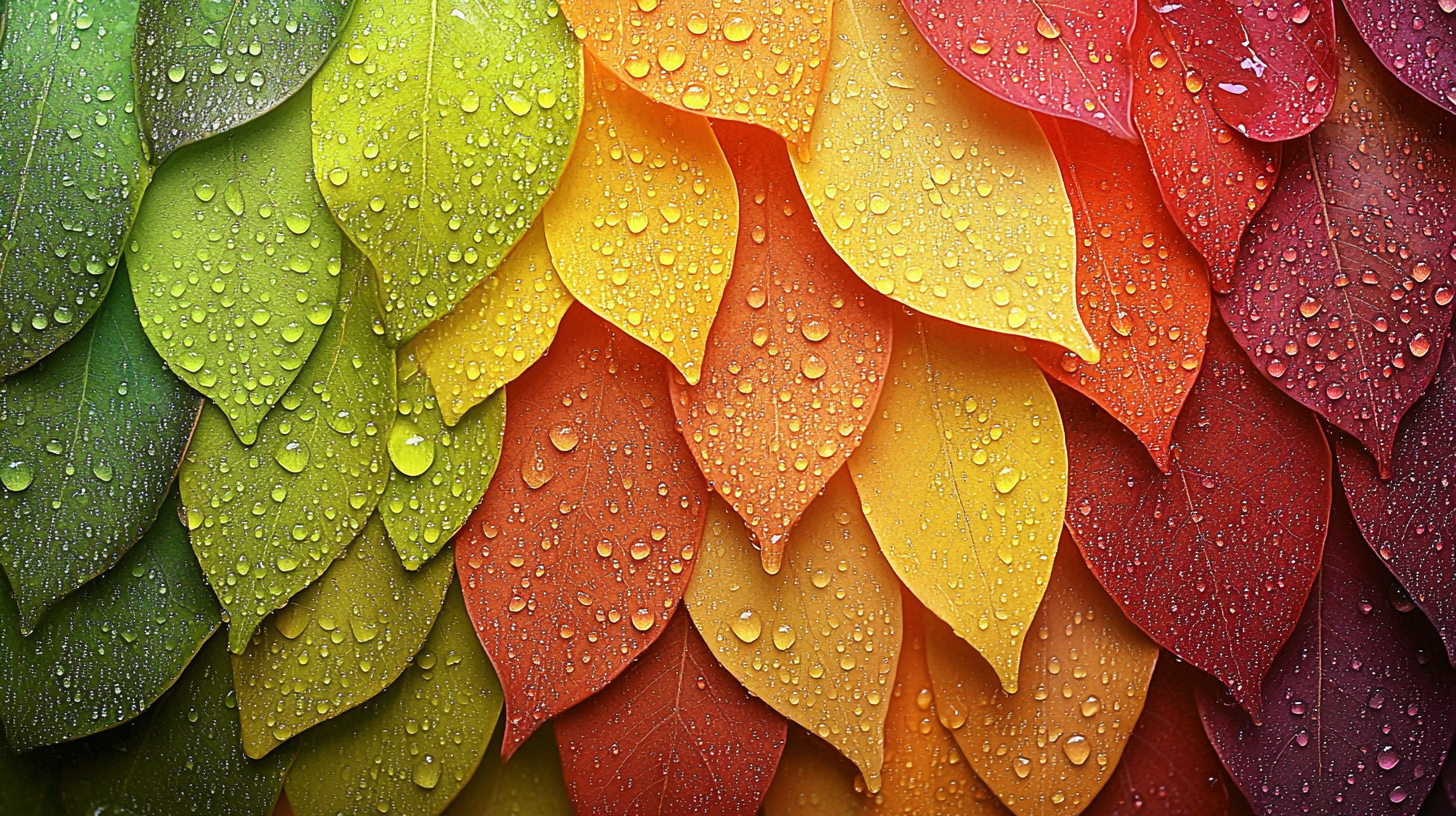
[851, 308, 1066, 693]
[0, 0, 152, 375]
[1343, 0, 1456, 117]
[313, 0, 582, 344]
[1061, 318, 1331, 716]
[544, 57, 736, 385]
[672, 120, 893, 570]
[441, 725, 575, 816]
[762, 727, 870, 816]
[790, 0, 1097, 362]
[455, 305, 708, 756]
[0, 727, 63, 816]
[127, 88, 342, 445]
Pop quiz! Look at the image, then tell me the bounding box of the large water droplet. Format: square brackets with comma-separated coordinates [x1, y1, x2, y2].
[730, 607, 763, 643]
[388, 421, 435, 477]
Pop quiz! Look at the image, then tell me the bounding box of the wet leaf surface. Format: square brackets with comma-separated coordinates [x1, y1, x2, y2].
[441, 724, 575, 816]
[0, 727, 63, 816]
[1343, 0, 1456, 116]
[763, 726, 871, 816]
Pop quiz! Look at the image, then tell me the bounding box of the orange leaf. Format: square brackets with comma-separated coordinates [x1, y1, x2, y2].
[671, 120, 893, 571]
[455, 305, 709, 758]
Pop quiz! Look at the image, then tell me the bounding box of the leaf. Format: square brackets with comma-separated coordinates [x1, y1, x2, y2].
[0, 727, 63, 816]
[232, 516, 452, 759]
[285, 582, 503, 816]
[312, 0, 582, 345]
[1344, 0, 1456, 117]
[1028, 116, 1211, 472]
[0, 490, 219, 751]
[0, 263, 201, 629]
[1061, 317, 1332, 717]
[381, 352, 505, 569]
[135, 0, 353, 160]
[670, 120, 893, 571]
[441, 724, 575, 816]
[850, 308, 1066, 693]
[408, 219, 572, 427]
[1146, 0, 1337, 141]
[1198, 494, 1456, 816]
[60, 631, 295, 816]
[925, 537, 1159, 816]
[1219, 15, 1456, 479]
[554, 611, 788, 816]
[1130, 1, 1281, 294]
[900, 0, 1136, 138]
[126, 87, 343, 446]
[0, 0, 152, 376]
[686, 474, 903, 791]
[455, 305, 708, 757]
[790, 0, 1097, 363]
[181, 245, 393, 653]
[543, 57, 736, 385]
[762, 726, 870, 816]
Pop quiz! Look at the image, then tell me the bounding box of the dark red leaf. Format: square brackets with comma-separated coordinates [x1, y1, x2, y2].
[1342, 0, 1456, 117]
[554, 611, 788, 816]
[1198, 492, 1456, 816]
[1063, 316, 1332, 718]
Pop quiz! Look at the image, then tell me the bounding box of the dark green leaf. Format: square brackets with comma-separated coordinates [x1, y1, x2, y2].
[441, 724, 572, 816]
[0, 727, 64, 816]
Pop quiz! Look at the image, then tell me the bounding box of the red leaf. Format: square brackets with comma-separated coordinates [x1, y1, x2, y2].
[1062, 316, 1331, 718]
[1220, 13, 1456, 478]
[1147, 0, 1338, 141]
[671, 120, 894, 573]
[1343, 0, 1456, 117]
[900, 0, 1137, 138]
[1198, 492, 1456, 816]
[554, 611, 788, 816]
[1030, 115, 1211, 472]
[1131, 0, 1280, 293]
[456, 305, 709, 758]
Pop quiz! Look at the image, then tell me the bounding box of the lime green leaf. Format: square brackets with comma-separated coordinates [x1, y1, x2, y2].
[0, 0, 152, 375]
[181, 245, 394, 653]
[312, 0, 583, 344]
[127, 88, 343, 446]
[135, 0, 354, 160]
[233, 516, 452, 758]
[0, 264, 202, 629]
[286, 582, 502, 816]
[442, 724, 573, 816]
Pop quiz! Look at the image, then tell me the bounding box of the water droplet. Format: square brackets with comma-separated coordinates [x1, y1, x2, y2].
[1036, 16, 1061, 39]
[412, 757, 441, 790]
[723, 16, 755, 41]
[388, 421, 435, 477]
[2, 462, 33, 492]
[631, 609, 655, 631]
[351, 619, 378, 643]
[994, 468, 1021, 494]
[275, 440, 309, 473]
[772, 624, 796, 651]
[1013, 756, 1032, 778]
[1378, 747, 1402, 770]
[681, 84, 711, 110]
[1080, 696, 1101, 717]
[730, 607, 763, 643]
[549, 424, 579, 452]
[1063, 733, 1091, 765]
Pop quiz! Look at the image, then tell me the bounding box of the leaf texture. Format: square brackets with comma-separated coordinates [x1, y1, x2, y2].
[762, 726, 871, 816]
[1344, 0, 1456, 117]
[790, 0, 1097, 362]
[441, 725, 575, 816]
[0, 727, 63, 816]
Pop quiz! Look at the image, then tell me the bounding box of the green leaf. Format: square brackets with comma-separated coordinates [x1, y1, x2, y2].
[0, 263, 202, 629]
[233, 516, 453, 759]
[285, 581, 503, 816]
[441, 723, 573, 816]
[312, 0, 583, 344]
[0, 0, 152, 375]
[181, 244, 394, 653]
[59, 631, 294, 816]
[135, 0, 354, 160]
[0, 490, 220, 751]
[1, 728, 63, 816]
[127, 87, 343, 445]
[382, 353, 504, 569]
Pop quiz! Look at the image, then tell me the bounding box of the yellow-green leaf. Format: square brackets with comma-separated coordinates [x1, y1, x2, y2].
[789, 0, 1096, 362]
[687, 473, 901, 792]
[181, 245, 394, 653]
[408, 220, 571, 427]
[851, 308, 1066, 693]
[312, 0, 583, 344]
[442, 724, 574, 816]
[543, 57, 737, 385]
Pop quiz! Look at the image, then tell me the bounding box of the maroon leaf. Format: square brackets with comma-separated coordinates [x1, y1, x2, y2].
[1198, 492, 1456, 816]
[1062, 316, 1331, 718]
[554, 611, 788, 816]
[1342, 0, 1456, 117]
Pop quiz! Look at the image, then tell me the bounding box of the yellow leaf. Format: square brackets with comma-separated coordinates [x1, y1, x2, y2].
[790, 0, 1097, 362]
[558, 0, 831, 143]
[925, 537, 1159, 816]
[686, 473, 902, 791]
[851, 309, 1066, 693]
[408, 221, 572, 426]
[543, 56, 737, 384]
[763, 727, 869, 816]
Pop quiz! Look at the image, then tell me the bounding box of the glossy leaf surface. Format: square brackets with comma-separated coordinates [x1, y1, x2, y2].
[1343, 0, 1456, 116]
[456, 305, 708, 757]
[851, 309, 1066, 693]
[791, 0, 1096, 362]
[313, 0, 582, 343]
[672, 120, 893, 570]
[441, 725, 574, 816]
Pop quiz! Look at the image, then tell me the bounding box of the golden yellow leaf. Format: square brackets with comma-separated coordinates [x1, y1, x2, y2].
[925, 536, 1159, 816]
[408, 221, 572, 427]
[543, 56, 737, 384]
[850, 308, 1066, 693]
[790, 0, 1097, 362]
[558, 0, 831, 143]
[686, 472, 901, 791]
[763, 726, 869, 816]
